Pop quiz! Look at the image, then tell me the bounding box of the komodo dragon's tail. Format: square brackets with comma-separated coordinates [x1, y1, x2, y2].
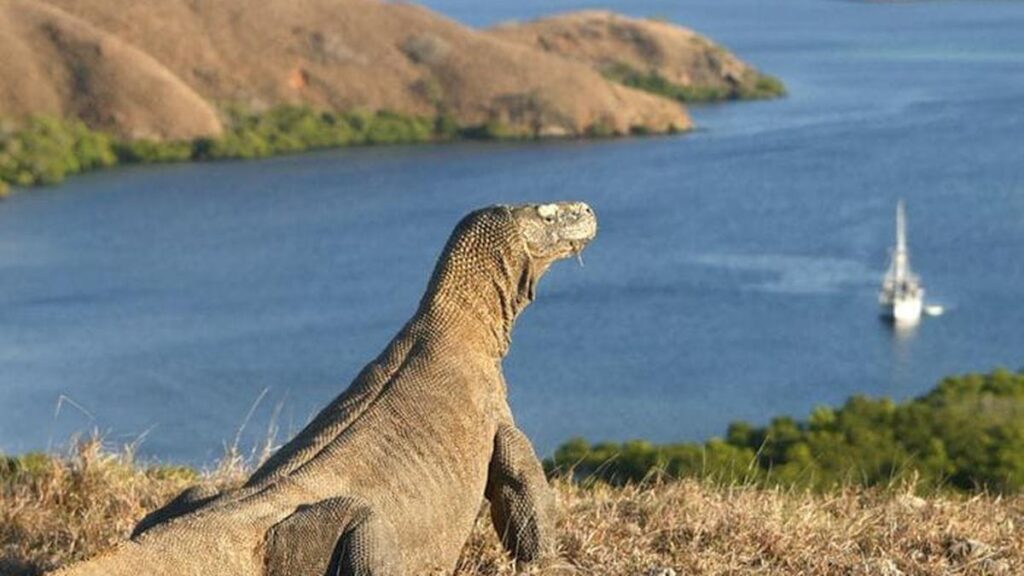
[47, 538, 243, 576]
[47, 542, 158, 576]
[47, 521, 257, 576]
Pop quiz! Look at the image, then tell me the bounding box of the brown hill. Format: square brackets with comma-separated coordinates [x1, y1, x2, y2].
[1, 0, 693, 140]
[489, 11, 783, 101]
[0, 0, 222, 140]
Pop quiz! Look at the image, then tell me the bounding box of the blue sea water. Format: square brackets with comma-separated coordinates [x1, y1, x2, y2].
[1, 0, 1023, 463]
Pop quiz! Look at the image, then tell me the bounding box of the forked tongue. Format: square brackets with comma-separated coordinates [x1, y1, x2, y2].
[572, 240, 586, 267]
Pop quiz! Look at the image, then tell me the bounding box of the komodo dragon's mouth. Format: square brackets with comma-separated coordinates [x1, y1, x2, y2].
[565, 203, 597, 259]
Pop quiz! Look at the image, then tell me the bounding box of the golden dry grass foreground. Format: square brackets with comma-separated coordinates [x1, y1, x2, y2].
[2, 440, 1021, 576]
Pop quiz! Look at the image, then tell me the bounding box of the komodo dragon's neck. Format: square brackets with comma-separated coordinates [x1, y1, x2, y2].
[236, 208, 542, 491]
[414, 207, 542, 359]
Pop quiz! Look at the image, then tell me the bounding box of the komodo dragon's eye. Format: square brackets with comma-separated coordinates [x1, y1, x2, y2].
[537, 203, 558, 224]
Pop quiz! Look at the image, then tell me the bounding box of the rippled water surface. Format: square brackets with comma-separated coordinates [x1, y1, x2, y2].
[2, 0, 1023, 463]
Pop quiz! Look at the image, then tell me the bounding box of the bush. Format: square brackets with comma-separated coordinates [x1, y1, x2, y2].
[361, 111, 433, 145]
[0, 116, 119, 186]
[601, 61, 785, 103]
[196, 106, 436, 159]
[433, 113, 461, 140]
[548, 369, 1024, 493]
[459, 120, 516, 140]
[71, 126, 118, 171]
[738, 73, 787, 100]
[197, 130, 273, 160]
[0, 107, 452, 193]
[116, 139, 193, 163]
[0, 102, 634, 195]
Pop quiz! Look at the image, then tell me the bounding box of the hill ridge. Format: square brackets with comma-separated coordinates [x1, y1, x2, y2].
[2, 0, 704, 139]
[0, 0, 223, 140]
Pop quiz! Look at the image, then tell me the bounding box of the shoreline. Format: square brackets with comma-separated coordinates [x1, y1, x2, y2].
[0, 107, 698, 200]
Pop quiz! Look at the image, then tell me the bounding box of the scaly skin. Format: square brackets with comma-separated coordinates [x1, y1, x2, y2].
[50, 202, 597, 576]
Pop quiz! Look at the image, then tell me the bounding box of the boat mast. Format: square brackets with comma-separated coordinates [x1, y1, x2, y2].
[893, 199, 909, 284]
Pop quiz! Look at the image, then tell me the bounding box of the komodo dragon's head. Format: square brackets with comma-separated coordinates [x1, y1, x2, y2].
[420, 202, 597, 355]
[507, 202, 598, 268]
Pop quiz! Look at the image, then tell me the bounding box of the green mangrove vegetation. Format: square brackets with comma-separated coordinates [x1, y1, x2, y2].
[0, 107, 518, 193]
[548, 369, 1024, 494]
[0, 116, 119, 189]
[601, 61, 786, 103]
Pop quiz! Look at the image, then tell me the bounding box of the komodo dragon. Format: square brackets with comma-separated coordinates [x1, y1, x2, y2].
[51, 201, 598, 576]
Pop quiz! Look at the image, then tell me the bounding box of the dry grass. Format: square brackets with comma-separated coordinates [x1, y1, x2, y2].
[2, 441, 1021, 576]
[0, 439, 246, 576]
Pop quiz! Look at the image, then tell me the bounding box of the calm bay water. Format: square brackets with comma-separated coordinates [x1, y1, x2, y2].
[2, 0, 1023, 464]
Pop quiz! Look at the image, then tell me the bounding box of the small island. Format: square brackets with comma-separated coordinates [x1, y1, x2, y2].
[0, 0, 783, 196]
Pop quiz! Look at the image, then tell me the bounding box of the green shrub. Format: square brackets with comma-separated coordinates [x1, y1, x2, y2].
[195, 106, 435, 158]
[116, 139, 193, 163]
[70, 125, 118, 170]
[738, 74, 787, 100]
[601, 61, 785, 103]
[548, 369, 1024, 494]
[0, 116, 118, 185]
[459, 120, 515, 140]
[0, 452, 54, 482]
[361, 112, 434, 145]
[3, 100, 670, 194]
[198, 130, 274, 160]
[433, 113, 461, 140]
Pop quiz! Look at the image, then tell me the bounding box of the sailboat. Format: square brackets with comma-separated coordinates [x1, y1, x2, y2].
[879, 200, 923, 324]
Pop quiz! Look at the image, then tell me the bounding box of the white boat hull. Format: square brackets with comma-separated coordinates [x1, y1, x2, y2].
[883, 292, 924, 324]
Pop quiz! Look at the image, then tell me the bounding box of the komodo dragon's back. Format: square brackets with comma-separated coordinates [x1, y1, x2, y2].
[51, 202, 597, 576]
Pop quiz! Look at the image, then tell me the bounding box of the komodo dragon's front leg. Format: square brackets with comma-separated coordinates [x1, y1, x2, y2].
[485, 422, 558, 565]
[263, 496, 402, 576]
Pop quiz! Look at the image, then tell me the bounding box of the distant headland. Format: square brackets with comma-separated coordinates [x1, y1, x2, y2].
[0, 1, 783, 195]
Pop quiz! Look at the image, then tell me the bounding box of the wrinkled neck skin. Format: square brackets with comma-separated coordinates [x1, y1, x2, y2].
[415, 208, 548, 359]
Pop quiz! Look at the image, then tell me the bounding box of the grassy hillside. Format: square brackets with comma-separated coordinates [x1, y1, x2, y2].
[1, 0, 694, 141]
[490, 11, 786, 104]
[1, 440, 1020, 575]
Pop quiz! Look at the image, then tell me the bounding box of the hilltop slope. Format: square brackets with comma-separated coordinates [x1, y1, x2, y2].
[2, 444, 1020, 575]
[1, 0, 691, 139]
[490, 11, 785, 102]
[0, 0, 222, 140]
